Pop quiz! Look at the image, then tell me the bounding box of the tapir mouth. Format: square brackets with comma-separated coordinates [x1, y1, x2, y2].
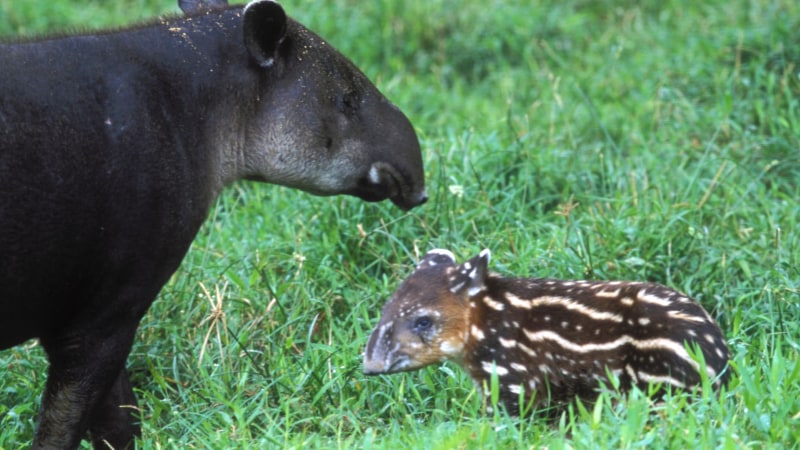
[390, 190, 428, 211]
[354, 162, 427, 210]
[363, 353, 411, 375]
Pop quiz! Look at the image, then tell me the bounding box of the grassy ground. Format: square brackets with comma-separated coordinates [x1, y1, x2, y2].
[2, 0, 799, 448]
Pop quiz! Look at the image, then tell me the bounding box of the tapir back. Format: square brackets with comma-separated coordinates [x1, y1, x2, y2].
[0, 24, 224, 347]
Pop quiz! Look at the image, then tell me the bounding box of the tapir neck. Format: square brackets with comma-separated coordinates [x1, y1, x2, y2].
[149, 8, 258, 190]
[93, 7, 260, 192]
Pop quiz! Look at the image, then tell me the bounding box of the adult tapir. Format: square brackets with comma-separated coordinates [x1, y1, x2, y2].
[0, 0, 426, 448]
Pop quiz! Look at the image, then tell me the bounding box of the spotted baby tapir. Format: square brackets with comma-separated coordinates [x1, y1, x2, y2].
[364, 249, 732, 415]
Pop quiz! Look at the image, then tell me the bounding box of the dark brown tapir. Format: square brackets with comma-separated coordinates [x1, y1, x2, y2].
[0, 0, 426, 448]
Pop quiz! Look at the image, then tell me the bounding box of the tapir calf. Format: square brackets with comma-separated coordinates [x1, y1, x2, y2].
[0, 0, 426, 448]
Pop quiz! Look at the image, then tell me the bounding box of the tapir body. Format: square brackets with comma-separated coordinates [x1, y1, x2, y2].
[0, 0, 425, 448]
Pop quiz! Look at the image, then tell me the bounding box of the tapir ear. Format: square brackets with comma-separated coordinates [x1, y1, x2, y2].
[243, 0, 288, 68]
[179, 0, 228, 14]
[416, 249, 457, 270]
[448, 249, 490, 297]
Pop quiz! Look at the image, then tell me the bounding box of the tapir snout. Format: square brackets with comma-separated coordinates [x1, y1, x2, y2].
[352, 99, 427, 210]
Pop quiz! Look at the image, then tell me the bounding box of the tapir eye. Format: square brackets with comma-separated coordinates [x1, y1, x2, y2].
[413, 316, 433, 332]
[336, 91, 360, 115]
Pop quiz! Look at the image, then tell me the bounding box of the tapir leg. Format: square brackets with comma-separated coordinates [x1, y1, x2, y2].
[34, 325, 140, 450]
[88, 368, 140, 449]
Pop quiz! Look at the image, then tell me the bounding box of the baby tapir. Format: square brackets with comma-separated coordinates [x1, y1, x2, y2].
[364, 249, 731, 416]
[0, 1, 426, 448]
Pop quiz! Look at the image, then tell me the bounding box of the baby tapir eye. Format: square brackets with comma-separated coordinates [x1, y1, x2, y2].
[413, 316, 433, 332]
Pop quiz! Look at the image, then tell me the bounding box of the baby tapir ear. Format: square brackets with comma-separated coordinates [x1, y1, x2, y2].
[243, 0, 288, 68]
[179, 0, 228, 14]
[416, 249, 457, 270]
[449, 249, 490, 297]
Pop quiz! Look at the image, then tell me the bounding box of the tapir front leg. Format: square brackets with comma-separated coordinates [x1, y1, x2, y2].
[88, 368, 140, 449]
[35, 325, 140, 450]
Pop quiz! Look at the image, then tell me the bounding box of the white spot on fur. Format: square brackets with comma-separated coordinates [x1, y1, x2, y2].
[471, 325, 485, 341]
[510, 362, 528, 373]
[426, 249, 456, 262]
[638, 317, 651, 326]
[506, 293, 532, 309]
[636, 289, 671, 307]
[636, 371, 687, 389]
[669, 310, 706, 323]
[518, 343, 537, 358]
[625, 364, 638, 381]
[595, 288, 621, 298]
[522, 329, 714, 376]
[439, 340, 463, 356]
[499, 337, 517, 348]
[483, 296, 505, 311]
[529, 296, 624, 322]
[450, 281, 466, 293]
[482, 361, 509, 376]
[467, 285, 483, 296]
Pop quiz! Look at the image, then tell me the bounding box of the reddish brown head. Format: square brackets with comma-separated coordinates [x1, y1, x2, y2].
[363, 249, 491, 374]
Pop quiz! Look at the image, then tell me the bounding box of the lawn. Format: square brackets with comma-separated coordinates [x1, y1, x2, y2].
[1, 0, 798, 448]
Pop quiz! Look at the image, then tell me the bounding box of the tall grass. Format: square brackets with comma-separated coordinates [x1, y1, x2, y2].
[1, 0, 798, 448]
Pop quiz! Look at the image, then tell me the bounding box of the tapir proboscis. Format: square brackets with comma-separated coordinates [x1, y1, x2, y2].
[0, 0, 426, 448]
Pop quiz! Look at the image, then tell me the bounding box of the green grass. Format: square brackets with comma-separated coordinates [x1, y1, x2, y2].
[2, 0, 799, 448]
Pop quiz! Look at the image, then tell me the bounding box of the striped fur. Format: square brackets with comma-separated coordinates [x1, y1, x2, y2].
[363, 249, 731, 415]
